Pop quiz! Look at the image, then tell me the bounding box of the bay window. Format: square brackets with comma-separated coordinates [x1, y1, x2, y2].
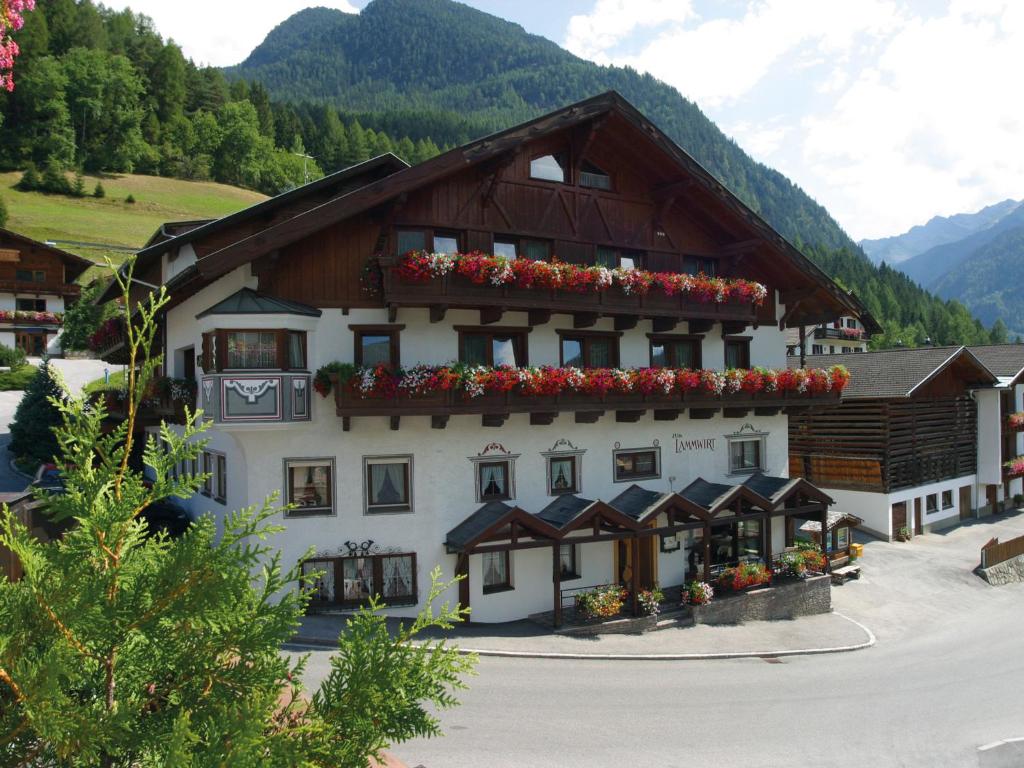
[202, 329, 308, 372]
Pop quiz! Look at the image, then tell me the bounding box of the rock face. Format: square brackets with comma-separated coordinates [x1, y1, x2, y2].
[979, 553, 1024, 586]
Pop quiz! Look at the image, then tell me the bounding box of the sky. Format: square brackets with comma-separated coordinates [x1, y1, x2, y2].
[95, 0, 1024, 242]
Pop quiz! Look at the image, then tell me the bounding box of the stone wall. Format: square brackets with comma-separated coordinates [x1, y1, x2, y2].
[979, 553, 1024, 586]
[690, 575, 831, 625]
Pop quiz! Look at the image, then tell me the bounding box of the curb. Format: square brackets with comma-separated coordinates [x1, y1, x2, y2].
[8, 458, 34, 482]
[286, 612, 877, 661]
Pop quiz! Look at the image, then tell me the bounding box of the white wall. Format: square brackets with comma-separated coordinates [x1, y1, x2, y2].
[976, 388, 1003, 485]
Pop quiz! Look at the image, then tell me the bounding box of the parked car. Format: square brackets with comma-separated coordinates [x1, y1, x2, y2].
[32, 462, 64, 494]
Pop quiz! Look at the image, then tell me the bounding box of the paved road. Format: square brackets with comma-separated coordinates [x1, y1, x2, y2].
[298, 514, 1024, 768]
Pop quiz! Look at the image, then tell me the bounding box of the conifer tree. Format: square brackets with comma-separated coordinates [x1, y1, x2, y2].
[0, 259, 475, 766]
[8, 358, 67, 466]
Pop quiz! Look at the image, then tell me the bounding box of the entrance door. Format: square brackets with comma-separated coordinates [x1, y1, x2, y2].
[959, 485, 972, 521]
[15, 332, 45, 356]
[987, 485, 999, 514]
[891, 501, 908, 537]
[913, 498, 923, 536]
[616, 538, 655, 591]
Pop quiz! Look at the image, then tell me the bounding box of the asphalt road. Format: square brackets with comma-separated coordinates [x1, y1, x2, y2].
[298, 514, 1024, 768]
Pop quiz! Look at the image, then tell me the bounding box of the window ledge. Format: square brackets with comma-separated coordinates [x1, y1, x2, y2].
[365, 506, 413, 515]
[614, 474, 660, 483]
[482, 584, 515, 595]
[286, 508, 336, 518]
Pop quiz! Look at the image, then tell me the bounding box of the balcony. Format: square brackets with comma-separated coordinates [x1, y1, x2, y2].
[814, 327, 863, 341]
[199, 372, 312, 426]
[378, 255, 759, 330]
[330, 369, 843, 430]
[0, 309, 64, 327]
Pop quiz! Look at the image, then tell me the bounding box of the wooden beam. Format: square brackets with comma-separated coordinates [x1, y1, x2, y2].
[754, 406, 782, 416]
[456, 554, 470, 621]
[530, 412, 557, 426]
[614, 315, 639, 331]
[387, 304, 398, 323]
[573, 312, 599, 329]
[630, 536, 640, 616]
[429, 305, 448, 324]
[615, 409, 646, 423]
[721, 321, 748, 335]
[720, 238, 760, 255]
[552, 543, 562, 629]
[342, 416, 351, 432]
[389, 415, 401, 431]
[653, 409, 681, 421]
[780, 287, 817, 306]
[480, 306, 505, 325]
[652, 317, 678, 333]
[431, 414, 449, 429]
[652, 179, 692, 201]
[482, 413, 508, 428]
[575, 411, 603, 424]
[723, 407, 750, 419]
[778, 298, 803, 331]
[689, 407, 719, 420]
[528, 309, 552, 327]
[688, 319, 714, 334]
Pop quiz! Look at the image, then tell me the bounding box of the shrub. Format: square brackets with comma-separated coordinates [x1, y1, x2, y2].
[71, 170, 87, 198]
[8, 359, 67, 464]
[0, 364, 38, 391]
[314, 361, 359, 396]
[682, 581, 714, 606]
[124, 192, 136, 204]
[576, 585, 628, 619]
[16, 162, 40, 191]
[41, 159, 72, 195]
[0, 342, 28, 369]
[61, 280, 114, 351]
[93, 180, 106, 198]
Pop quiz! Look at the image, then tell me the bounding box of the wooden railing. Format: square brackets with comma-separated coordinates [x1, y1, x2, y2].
[981, 534, 1024, 568]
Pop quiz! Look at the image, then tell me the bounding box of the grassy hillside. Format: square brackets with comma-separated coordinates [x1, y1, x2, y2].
[0, 172, 266, 268]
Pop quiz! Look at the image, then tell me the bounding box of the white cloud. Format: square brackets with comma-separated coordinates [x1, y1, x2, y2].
[99, 1, 359, 67]
[565, 0, 695, 62]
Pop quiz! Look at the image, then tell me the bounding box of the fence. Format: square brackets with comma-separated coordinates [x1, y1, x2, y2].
[981, 534, 1024, 569]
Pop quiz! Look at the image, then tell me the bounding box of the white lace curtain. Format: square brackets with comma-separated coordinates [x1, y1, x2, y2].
[382, 555, 413, 598]
[370, 463, 405, 504]
[480, 464, 505, 496]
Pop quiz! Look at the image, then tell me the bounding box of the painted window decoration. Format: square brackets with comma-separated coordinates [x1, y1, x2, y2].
[286, 459, 334, 516]
[482, 550, 511, 593]
[941, 490, 954, 509]
[292, 378, 309, 419]
[365, 456, 412, 514]
[559, 544, 580, 580]
[613, 446, 661, 482]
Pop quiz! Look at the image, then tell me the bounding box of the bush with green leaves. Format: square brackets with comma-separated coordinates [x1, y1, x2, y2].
[7, 358, 67, 466]
[0, 343, 27, 369]
[0, 260, 475, 766]
[124, 193, 136, 204]
[0, 195, 7, 229]
[40, 159, 73, 195]
[15, 163, 39, 192]
[60, 280, 115, 351]
[93, 180, 106, 198]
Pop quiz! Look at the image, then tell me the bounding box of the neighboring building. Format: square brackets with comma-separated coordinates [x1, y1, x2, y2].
[0, 229, 91, 355]
[789, 346, 1001, 540]
[966, 345, 1024, 506]
[786, 315, 876, 358]
[101, 91, 866, 623]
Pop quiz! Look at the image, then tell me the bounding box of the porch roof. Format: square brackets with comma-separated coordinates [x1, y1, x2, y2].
[799, 511, 863, 533]
[742, 473, 834, 508]
[444, 501, 561, 553]
[196, 287, 322, 318]
[536, 495, 641, 533]
[607, 484, 669, 521]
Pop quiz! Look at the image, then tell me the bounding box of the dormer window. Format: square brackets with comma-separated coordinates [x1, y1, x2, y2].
[530, 153, 567, 183]
[579, 161, 611, 190]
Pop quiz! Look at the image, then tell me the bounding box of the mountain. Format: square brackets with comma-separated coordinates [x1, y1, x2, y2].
[900, 203, 1024, 288]
[860, 199, 1022, 265]
[223, 0, 1009, 349]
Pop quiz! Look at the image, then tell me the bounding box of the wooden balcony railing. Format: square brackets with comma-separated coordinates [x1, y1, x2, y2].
[814, 327, 863, 341]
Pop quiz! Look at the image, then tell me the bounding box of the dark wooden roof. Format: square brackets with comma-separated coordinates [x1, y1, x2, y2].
[799, 511, 863, 533]
[444, 501, 560, 552]
[967, 344, 1024, 385]
[133, 91, 867, 326]
[0, 227, 93, 282]
[195, 288, 322, 318]
[742, 473, 833, 508]
[607, 484, 669, 521]
[797, 346, 998, 399]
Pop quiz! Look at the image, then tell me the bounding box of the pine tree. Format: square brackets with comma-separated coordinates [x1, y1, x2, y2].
[0, 260, 475, 765]
[93, 180, 105, 198]
[71, 169, 86, 197]
[15, 163, 40, 191]
[8, 359, 67, 466]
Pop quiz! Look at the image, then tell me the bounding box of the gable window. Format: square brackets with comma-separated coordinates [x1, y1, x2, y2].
[579, 161, 611, 190]
[558, 544, 580, 580]
[529, 153, 566, 183]
[15, 269, 45, 283]
[942, 490, 953, 509]
[846, 318, 857, 329]
[728, 438, 763, 474]
[613, 447, 661, 482]
[352, 324, 402, 368]
[395, 228, 460, 256]
[396, 229, 427, 255]
[724, 337, 751, 369]
[285, 459, 335, 517]
[559, 331, 620, 368]
[649, 335, 701, 369]
[482, 551, 512, 593]
[478, 461, 511, 501]
[16, 298, 46, 312]
[365, 456, 412, 514]
[458, 326, 528, 367]
[682, 256, 717, 277]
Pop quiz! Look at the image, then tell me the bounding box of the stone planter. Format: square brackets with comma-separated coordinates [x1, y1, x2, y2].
[690, 574, 831, 625]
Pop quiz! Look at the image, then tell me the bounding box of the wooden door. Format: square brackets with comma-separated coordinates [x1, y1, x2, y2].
[16, 331, 44, 356]
[913, 498, 923, 536]
[959, 485, 972, 521]
[637, 535, 655, 591]
[987, 485, 999, 514]
[891, 502, 907, 536]
[616, 538, 655, 591]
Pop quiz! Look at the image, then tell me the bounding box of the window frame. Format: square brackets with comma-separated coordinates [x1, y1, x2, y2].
[941, 490, 954, 510]
[613, 446, 662, 482]
[15, 269, 45, 283]
[682, 255, 717, 277]
[647, 333, 702, 369]
[481, 550, 513, 594]
[528, 152, 568, 184]
[578, 160, 612, 191]
[926, 493, 938, 514]
[557, 543, 581, 581]
[727, 437, 764, 475]
[303, 552, 418, 609]
[214, 453, 227, 504]
[456, 325, 531, 367]
[15, 297, 46, 312]
[350, 323, 404, 368]
[477, 459, 513, 502]
[492, 234, 551, 261]
[724, 336, 752, 369]
[284, 458, 336, 518]
[546, 454, 580, 496]
[394, 227, 462, 256]
[557, 329, 622, 368]
[363, 455, 413, 515]
[200, 451, 213, 496]
[202, 329, 308, 372]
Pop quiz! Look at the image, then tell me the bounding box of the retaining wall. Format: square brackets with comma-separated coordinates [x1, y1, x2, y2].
[690, 575, 831, 625]
[979, 553, 1024, 586]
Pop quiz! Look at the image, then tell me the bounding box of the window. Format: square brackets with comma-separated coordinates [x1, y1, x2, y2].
[16, 298, 45, 312]
[649, 336, 701, 369]
[201, 451, 212, 496]
[835, 526, 850, 551]
[728, 439, 763, 474]
[432, 231, 460, 255]
[529, 153, 566, 183]
[547, 455, 578, 495]
[682, 256, 717, 276]
[395, 228, 460, 256]
[724, 338, 751, 369]
[458, 327, 528, 367]
[482, 551, 511, 592]
[942, 490, 954, 509]
[830, 346, 836, 354]
[396, 229, 426, 255]
[331, 552, 417, 607]
[15, 269, 44, 283]
[365, 456, 412, 514]
[926, 493, 938, 514]
[560, 332, 619, 368]
[613, 447, 661, 481]
[846, 318, 857, 329]
[203, 330, 308, 372]
[352, 325, 402, 368]
[285, 459, 334, 517]
[493, 236, 550, 261]
[226, 331, 276, 369]
[595, 247, 644, 270]
[288, 331, 306, 369]
[579, 161, 611, 190]
[558, 544, 580, 580]
[215, 454, 227, 503]
[478, 461, 511, 501]
[812, 344, 824, 355]
[736, 519, 762, 559]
